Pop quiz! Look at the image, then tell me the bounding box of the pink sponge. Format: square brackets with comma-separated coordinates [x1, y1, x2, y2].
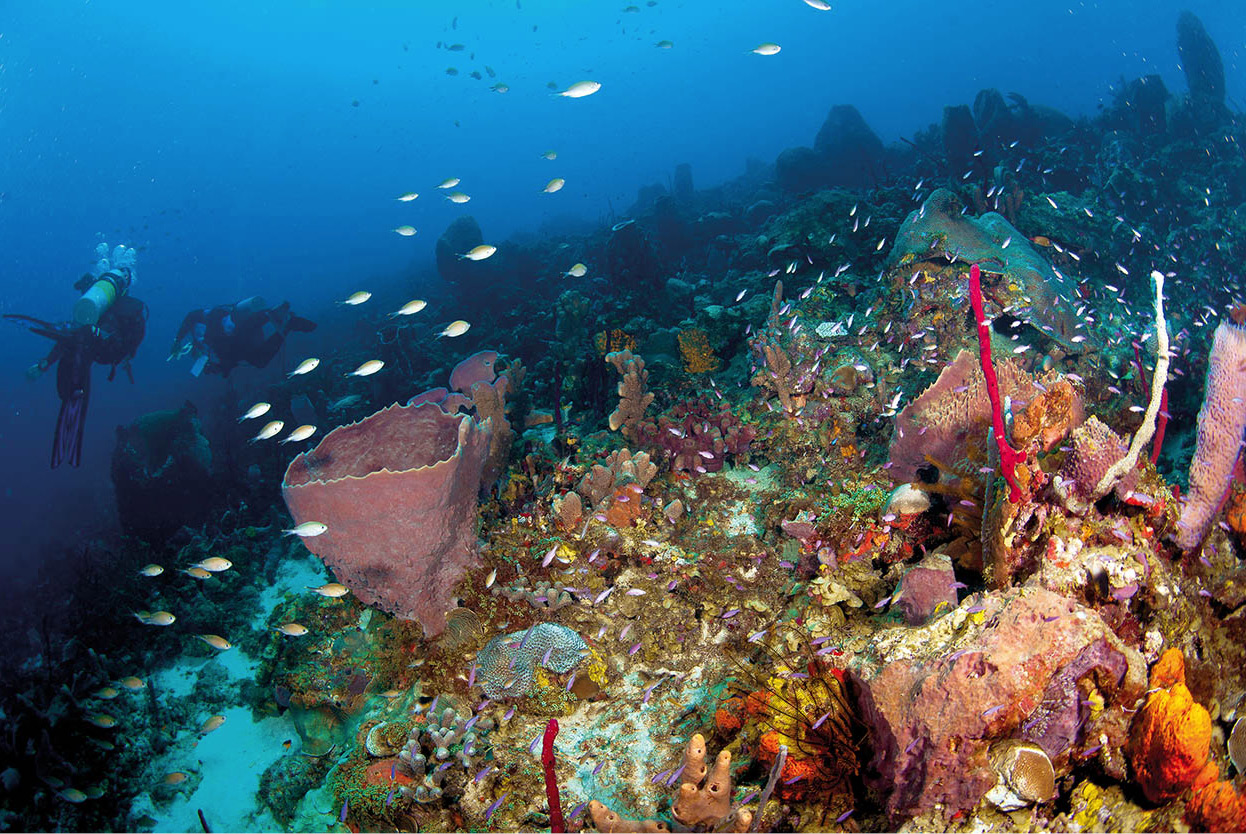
[1176, 322, 1246, 550]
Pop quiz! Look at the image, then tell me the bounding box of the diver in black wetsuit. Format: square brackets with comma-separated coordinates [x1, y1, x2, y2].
[170, 297, 316, 378]
[6, 268, 148, 468]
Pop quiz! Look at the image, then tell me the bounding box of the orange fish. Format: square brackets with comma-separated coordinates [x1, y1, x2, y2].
[1030, 235, 1052, 247]
[163, 772, 188, 785]
[199, 715, 226, 735]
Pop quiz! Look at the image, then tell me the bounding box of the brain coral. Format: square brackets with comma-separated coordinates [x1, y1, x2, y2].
[474, 623, 589, 699]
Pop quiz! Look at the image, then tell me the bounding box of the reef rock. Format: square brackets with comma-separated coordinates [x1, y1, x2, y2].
[111, 401, 215, 541]
[435, 215, 486, 289]
[849, 586, 1146, 822]
[1176, 12, 1226, 127]
[812, 104, 885, 189]
[887, 187, 1082, 345]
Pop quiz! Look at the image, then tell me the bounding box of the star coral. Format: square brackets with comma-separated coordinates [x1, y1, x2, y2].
[1128, 649, 1212, 804]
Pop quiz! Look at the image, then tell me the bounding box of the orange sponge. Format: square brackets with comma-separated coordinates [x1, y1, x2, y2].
[1186, 778, 1246, 833]
[1129, 651, 1212, 805]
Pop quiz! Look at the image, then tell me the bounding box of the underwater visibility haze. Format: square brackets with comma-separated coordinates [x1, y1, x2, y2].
[1, 0, 1246, 831]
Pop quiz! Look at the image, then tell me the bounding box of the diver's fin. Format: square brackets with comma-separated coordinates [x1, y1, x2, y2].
[286, 315, 317, 333]
[51, 388, 88, 469]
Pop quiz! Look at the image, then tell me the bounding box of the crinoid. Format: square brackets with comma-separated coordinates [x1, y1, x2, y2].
[725, 624, 861, 802]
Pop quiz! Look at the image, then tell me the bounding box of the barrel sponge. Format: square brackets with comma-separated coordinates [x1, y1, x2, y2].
[1176, 322, 1246, 550]
[281, 402, 491, 638]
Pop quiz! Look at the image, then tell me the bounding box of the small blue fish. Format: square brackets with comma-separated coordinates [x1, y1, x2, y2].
[569, 801, 588, 821]
[503, 706, 515, 721]
[811, 710, 833, 730]
[652, 768, 671, 784]
[981, 704, 1005, 719]
[467, 663, 477, 689]
[475, 766, 493, 783]
[385, 789, 395, 807]
[390, 761, 397, 781]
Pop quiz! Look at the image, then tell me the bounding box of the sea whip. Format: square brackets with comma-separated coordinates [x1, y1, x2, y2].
[542, 718, 565, 833]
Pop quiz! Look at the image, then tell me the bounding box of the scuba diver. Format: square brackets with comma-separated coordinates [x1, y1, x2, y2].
[170, 297, 316, 378]
[4, 243, 148, 468]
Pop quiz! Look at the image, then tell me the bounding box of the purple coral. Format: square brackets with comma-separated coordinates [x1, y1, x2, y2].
[639, 397, 755, 475]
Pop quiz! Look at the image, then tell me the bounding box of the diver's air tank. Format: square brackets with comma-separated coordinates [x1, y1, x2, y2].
[74, 243, 137, 326]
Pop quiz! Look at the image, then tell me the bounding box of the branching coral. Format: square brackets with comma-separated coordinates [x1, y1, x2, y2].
[577, 448, 658, 509]
[606, 350, 654, 442]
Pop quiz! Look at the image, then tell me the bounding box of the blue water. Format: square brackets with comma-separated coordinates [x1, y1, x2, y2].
[0, 0, 1239, 592]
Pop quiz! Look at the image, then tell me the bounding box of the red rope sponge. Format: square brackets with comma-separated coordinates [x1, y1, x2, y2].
[968, 264, 1027, 503]
[542, 718, 565, 833]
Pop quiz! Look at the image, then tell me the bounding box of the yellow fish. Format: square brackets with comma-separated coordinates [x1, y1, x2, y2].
[289, 357, 320, 376]
[139, 611, 176, 626]
[197, 634, 233, 651]
[339, 291, 372, 306]
[445, 191, 471, 204]
[119, 676, 146, 690]
[59, 788, 88, 803]
[280, 424, 317, 444]
[564, 263, 588, 278]
[395, 191, 419, 202]
[460, 245, 497, 261]
[275, 623, 309, 637]
[93, 686, 119, 700]
[199, 715, 226, 735]
[309, 583, 350, 598]
[542, 178, 565, 193]
[393, 225, 417, 237]
[138, 564, 164, 577]
[390, 299, 427, 317]
[252, 420, 284, 442]
[86, 714, 117, 729]
[195, 557, 232, 572]
[437, 177, 461, 189]
[346, 360, 384, 377]
[163, 772, 188, 786]
[540, 150, 557, 160]
[752, 42, 782, 55]
[558, 80, 601, 98]
[437, 320, 471, 338]
[181, 567, 212, 580]
[238, 402, 271, 422]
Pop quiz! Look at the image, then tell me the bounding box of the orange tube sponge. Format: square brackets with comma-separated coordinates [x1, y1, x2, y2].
[1129, 652, 1212, 805]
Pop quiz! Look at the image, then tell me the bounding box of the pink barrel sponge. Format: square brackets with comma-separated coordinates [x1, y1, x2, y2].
[1176, 321, 1246, 550]
[282, 402, 492, 637]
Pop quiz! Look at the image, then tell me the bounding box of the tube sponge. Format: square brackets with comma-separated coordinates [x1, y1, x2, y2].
[1176, 322, 1246, 550]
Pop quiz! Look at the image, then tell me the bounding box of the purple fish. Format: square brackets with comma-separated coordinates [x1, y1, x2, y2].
[468, 663, 477, 690]
[836, 809, 854, 823]
[569, 801, 587, 821]
[390, 761, 397, 780]
[542, 646, 554, 666]
[629, 642, 641, 656]
[652, 768, 671, 784]
[982, 704, 1005, 719]
[721, 608, 740, 619]
[428, 694, 440, 717]
[965, 603, 986, 614]
[385, 788, 395, 807]
[340, 799, 349, 823]
[784, 773, 804, 785]
[593, 760, 605, 776]
[874, 596, 891, 609]
[475, 765, 494, 783]
[811, 710, 833, 730]
[485, 793, 508, 822]
[566, 672, 578, 691]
